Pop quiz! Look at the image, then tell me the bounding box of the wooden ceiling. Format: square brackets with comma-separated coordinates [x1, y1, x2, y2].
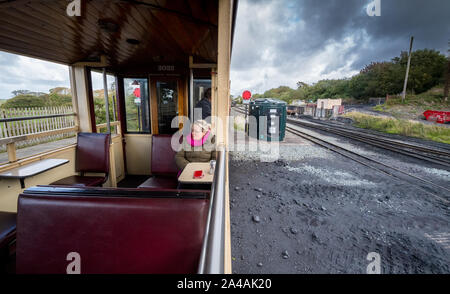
[0, 0, 228, 70]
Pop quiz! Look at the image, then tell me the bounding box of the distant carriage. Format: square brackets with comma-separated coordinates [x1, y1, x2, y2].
[287, 105, 302, 116]
[287, 102, 344, 118]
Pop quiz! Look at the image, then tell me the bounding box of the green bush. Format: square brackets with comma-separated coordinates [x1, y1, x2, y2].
[1, 94, 73, 109]
[254, 49, 447, 103]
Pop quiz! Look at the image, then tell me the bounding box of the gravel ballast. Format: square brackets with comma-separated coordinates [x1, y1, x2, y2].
[229, 142, 450, 274]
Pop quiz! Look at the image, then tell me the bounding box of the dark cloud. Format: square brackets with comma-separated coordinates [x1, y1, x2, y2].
[231, 0, 450, 94]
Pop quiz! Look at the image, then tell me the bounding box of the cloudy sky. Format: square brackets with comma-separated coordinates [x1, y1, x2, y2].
[0, 53, 114, 100]
[0, 52, 70, 99]
[0, 0, 449, 99]
[230, 0, 450, 96]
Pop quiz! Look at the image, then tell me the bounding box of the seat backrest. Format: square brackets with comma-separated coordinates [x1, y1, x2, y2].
[75, 132, 110, 174]
[151, 134, 178, 176]
[0, 211, 16, 248]
[16, 191, 209, 274]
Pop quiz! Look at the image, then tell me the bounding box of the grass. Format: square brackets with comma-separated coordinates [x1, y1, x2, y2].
[372, 104, 385, 112]
[344, 112, 450, 144]
[370, 86, 450, 120]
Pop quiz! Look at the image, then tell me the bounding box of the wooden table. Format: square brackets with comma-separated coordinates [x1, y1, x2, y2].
[0, 159, 69, 188]
[178, 162, 215, 185]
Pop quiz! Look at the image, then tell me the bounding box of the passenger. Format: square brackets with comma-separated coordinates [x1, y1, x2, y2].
[194, 88, 211, 121]
[175, 120, 216, 170]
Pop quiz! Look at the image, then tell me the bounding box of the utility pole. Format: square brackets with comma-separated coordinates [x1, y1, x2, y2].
[402, 36, 414, 102]
[444, 59, 450, 102]
[444, 40, 450, 102]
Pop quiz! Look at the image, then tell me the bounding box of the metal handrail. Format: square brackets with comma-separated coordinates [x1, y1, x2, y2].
[0, 112, 76, 123]
[197, 147, 226, 274]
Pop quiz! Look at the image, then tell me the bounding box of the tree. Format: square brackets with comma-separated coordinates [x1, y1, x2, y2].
[393, 49, 447, 94]
[296, 81, 309, 89]
[260, 86, 299, 104]
[46, 92, 72, 107]
[2, 94, 46, 108]
[250, 48, 447, 102]
[2, 91, 73, 109]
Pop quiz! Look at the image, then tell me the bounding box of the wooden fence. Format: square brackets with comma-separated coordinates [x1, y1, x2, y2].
[0, 106, 76, 152]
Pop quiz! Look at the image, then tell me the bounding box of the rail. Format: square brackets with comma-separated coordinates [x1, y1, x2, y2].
[197, 147, 226, 274]
[96, 121, 121, 135]
[0, 107, 77, 162]
[1, 107, 121, 164]
[285, 125, 450, 204]
[287, 118, 450, 166]
[0, 126, 79, 163]
[0, 112, 75, 123]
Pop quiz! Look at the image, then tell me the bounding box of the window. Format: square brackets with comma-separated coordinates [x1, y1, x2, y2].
[0, 51, 75, 165]
[193, 79, 211, 107]
[90, 70, 117, 133]
[156, 80, 178, 135]
[123, 78, 150, 133]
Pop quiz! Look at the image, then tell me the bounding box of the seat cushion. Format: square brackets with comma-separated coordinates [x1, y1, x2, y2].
[138, 176, 178, 189]
[51, 176, 106, 187]
[0, 212, 16, 248]
[75, 132, 110, 174]
[151, 135, 179, 176]
[17, 194, 209, 274]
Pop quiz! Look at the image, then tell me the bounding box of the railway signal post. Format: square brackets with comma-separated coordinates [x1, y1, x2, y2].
[242, 90, 252, 134]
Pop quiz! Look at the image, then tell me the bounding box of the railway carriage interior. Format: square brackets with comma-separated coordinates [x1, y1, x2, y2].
[0, 0, 237, 274]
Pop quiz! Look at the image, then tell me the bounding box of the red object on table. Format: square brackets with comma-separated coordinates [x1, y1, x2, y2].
[423, 110, 450, 124]
[193, 170, 204, 179]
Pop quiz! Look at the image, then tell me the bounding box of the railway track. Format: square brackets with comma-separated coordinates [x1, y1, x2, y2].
[232, 106, 450, 168]
[293, 117, 450, 151]
[232, 107, 450, 203]
[287, 118, 450, 168]
[285, 125, 450, 204]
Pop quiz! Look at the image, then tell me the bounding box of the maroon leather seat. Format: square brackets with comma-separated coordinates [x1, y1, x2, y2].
[0, 212, 16, 251]
[51, 132, 110, 187]
[138, 176, 178, 189]
[51, 176, 106, 187]
[138, 135, 179, 189]
[16, 190, 209, 274]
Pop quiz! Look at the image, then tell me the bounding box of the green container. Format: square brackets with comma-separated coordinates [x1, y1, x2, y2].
[247, 98, 287, 141]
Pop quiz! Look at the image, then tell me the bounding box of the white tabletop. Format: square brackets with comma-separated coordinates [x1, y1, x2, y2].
[0, 159, 69, 179]
[178, 162, 215, 184]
